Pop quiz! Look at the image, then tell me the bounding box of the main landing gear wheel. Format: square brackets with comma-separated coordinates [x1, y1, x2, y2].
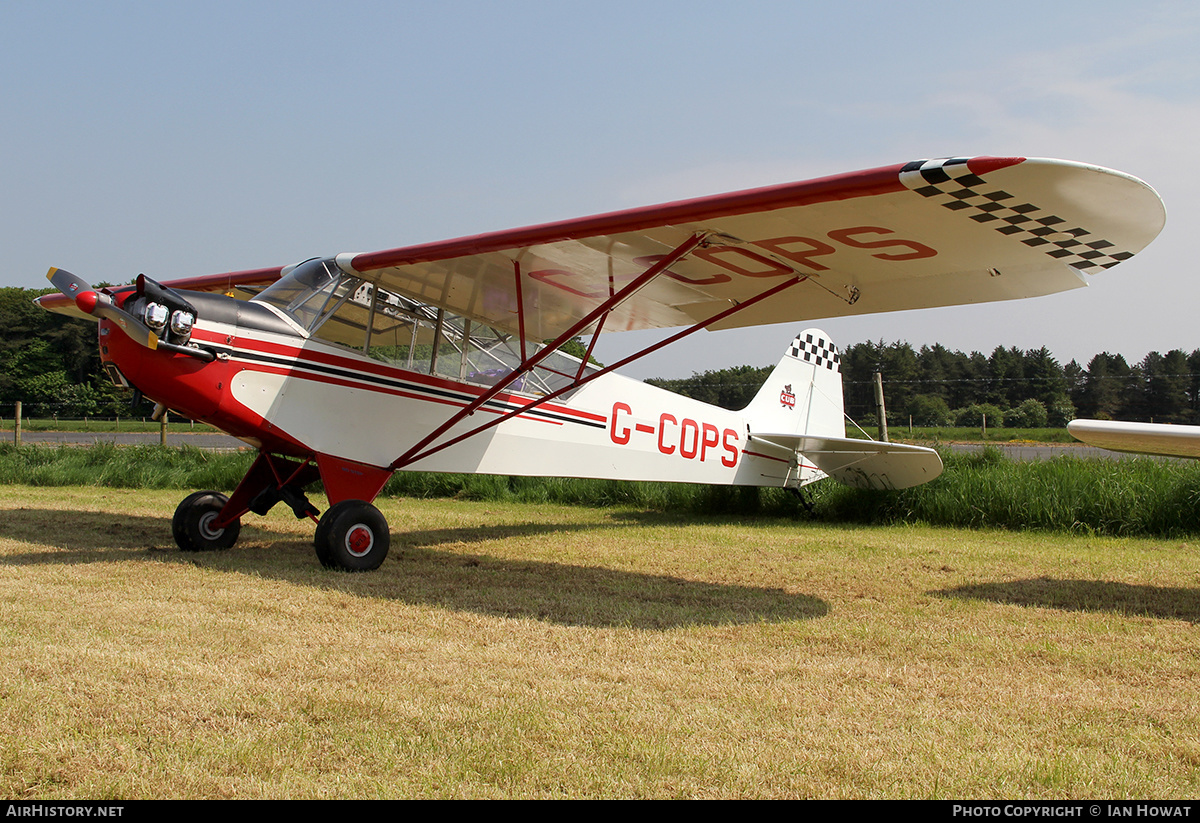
[172, 491, 241, 552]
[314, 500, 390, 571]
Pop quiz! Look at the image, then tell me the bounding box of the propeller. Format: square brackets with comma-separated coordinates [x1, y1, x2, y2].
[46, 267, 159, 350]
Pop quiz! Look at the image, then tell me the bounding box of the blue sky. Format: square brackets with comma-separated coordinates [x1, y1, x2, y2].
[4, 1, 1198, 377]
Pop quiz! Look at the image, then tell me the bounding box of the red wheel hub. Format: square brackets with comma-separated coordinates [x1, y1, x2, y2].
[347, 525, 373, 556]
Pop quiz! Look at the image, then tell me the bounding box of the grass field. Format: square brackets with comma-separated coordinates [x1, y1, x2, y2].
[2, 486, 1198, 798]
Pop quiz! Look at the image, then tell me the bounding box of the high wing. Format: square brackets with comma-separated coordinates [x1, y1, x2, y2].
[1067, 420, 1200, 459]
[339, 156, 1165, 341]
[36, 157, 1164, 341]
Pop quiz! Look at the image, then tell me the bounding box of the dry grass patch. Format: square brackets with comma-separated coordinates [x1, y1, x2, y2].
[1, 485, 1198, 798]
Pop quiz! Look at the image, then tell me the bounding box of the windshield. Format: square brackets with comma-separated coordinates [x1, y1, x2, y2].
[253, 258, 349, 330]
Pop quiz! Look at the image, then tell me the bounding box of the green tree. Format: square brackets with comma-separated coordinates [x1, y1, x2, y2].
[906, 394, 953, 426]
[840, 340, 919, 423]
[954, 403, 1005, 428]
[1079, 353, 1132, 420]
[645, 364, 773, 410]
[1005, 398, 1049, 428]
[1141, 349, 1191, 423]
[0, 287, 101, 409]
[986, 346, 1024, 407]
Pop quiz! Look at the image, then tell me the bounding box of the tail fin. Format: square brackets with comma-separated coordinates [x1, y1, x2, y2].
[742, 328, 845, 439]
[745, 329, 943, 490]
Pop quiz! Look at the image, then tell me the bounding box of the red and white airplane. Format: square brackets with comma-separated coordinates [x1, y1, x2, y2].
[37, 156, 1165, 570]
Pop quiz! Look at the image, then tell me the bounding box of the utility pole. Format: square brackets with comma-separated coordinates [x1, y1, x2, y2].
[873, 372, 888, 442]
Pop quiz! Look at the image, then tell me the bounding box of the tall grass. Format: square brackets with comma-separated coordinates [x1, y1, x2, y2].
[810, 447, 1200, 537]
[4, 443, 1200, 537]
[0, 443, 252, 490]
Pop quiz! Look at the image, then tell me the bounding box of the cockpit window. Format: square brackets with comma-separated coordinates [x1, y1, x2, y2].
[252, 262, 597, 397]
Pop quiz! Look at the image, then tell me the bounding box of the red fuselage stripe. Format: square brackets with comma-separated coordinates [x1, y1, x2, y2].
[204, 330, 608, 425]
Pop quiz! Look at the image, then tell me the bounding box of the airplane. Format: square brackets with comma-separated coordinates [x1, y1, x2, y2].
[1068, 419, 1200, 459]
[36, 156, 1166, 571]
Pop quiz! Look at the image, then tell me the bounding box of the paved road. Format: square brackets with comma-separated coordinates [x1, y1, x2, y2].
[4, 431, 1168, 461]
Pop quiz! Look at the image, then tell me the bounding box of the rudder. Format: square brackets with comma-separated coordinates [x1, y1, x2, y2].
[742, 329, 845, 439]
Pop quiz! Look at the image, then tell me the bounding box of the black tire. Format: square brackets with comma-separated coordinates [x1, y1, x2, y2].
[314, 500, 389, 571]
[172, 491, 240, 552]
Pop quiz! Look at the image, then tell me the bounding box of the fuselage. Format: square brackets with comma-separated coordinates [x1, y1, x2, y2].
[100, 289, 809, 487]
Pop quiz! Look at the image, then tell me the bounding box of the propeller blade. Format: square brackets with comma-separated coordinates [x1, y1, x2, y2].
[45, 267, 159, 350]
[46, 266, 93, 300]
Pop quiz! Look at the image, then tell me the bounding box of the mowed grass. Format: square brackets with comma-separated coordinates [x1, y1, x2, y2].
[2, 486, 1199, 798]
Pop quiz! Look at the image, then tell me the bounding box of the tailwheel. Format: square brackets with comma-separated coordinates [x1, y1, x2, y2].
[314, 500, 390, 571]
[173, 491, 241, 551]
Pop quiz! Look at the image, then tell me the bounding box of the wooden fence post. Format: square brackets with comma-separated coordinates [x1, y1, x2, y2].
[873, 372, 888, 443]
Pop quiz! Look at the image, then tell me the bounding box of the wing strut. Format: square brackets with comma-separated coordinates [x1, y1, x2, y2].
[389, 269, 808, 471]
[388, 231, 707, 469]
[513, 260, 528, 362]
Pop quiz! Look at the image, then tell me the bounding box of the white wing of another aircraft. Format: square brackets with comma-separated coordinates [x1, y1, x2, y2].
[1068, 420, 1200, 459]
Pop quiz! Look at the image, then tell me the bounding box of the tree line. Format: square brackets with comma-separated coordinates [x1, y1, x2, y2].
[3, 285, 1198, 426]
[0, 287, 124, 417]
[647, 340, 1200, 428]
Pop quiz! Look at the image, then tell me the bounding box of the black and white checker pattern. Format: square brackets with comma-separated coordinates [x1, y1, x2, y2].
[899, 157, 1135, 275]
[789, 332, 839, 372]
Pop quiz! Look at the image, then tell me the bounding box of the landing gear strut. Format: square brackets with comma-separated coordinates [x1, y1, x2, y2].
[170, 452, 392, 571]
[170, 453, 319, 557]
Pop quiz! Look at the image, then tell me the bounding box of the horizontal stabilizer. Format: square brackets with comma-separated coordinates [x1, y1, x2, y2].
[751, 433, 943, 490]
[1068, 419, 1200, 459]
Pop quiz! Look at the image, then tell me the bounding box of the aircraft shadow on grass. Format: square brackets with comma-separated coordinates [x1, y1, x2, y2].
[935, 578, 1200, 623]
[0, 508, 827, 629]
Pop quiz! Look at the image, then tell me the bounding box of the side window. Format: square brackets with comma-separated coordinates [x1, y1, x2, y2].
[463, 323, 523, 387]
[367, 309, 434, 373]
[529, 346, 597, 395]
[356, 283, 596, 398]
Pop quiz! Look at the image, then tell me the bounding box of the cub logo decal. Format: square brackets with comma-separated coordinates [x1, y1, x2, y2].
[780, 384, 796, 409]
